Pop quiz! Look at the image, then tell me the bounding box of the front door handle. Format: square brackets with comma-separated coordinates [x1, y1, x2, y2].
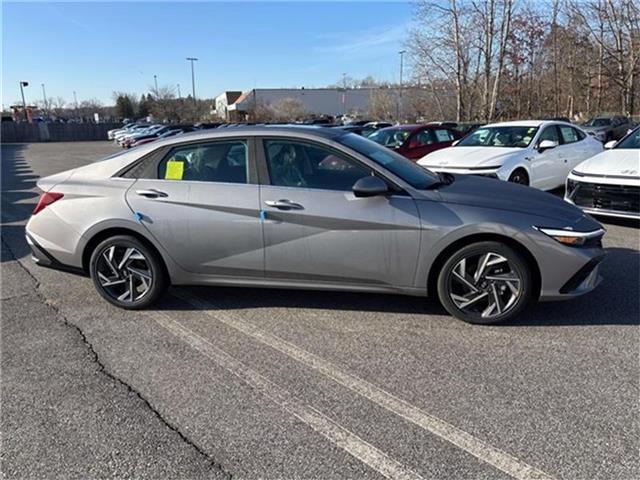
[264, 199, 304, 210]
[136, 189, 168, 198]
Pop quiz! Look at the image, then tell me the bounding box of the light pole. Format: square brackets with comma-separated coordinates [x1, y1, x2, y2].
[153, 74, 158, 93]
[177, 83, 181, 99]
[398, 50, 406, 122]
[41, 83, 48, 114]
[19, 81, 29, 122]
[342, 72, 347, 115]
[186, 57, 198, 118]
[73, 90, 79, 121]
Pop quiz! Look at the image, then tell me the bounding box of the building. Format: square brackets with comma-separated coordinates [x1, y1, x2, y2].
[213, 91, 242, 121]
[217, 88, 398, 121]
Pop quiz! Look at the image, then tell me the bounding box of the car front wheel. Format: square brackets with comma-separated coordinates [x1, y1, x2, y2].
[437, 241, 534, 324]
[89, 235, 168, 309]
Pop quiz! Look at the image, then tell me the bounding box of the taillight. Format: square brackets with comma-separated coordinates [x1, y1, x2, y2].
[33, 192, 64, 215]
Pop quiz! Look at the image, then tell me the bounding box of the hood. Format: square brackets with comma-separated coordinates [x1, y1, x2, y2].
[418, 146, 522, 168]
[582, 125, 610, 133]
[435, 174, 597, 227]
[573, 149, 640, 177]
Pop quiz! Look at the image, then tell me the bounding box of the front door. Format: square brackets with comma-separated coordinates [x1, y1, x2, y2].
[258, 138, 421, 288]
[126, 138, 264, 277]
[531, 125, 565, 189]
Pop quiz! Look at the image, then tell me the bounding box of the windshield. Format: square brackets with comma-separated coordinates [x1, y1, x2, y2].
[368, 128, 411, 148]
[456, 126, 538, 148]
[583, 118, 611, 127]
[338, 133, 439, 189]
[615, 127, 640, 149]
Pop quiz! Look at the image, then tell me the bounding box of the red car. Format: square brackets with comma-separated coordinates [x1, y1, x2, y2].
[368, 124, 461, 160]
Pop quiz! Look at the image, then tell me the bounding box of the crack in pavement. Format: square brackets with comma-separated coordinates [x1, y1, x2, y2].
[1, 236, 233, 480]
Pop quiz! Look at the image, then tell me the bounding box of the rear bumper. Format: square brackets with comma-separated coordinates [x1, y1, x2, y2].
[26, 233, 85, 276]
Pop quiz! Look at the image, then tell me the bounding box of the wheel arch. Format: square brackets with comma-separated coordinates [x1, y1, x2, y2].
[426, 233, 541, 301]
[81, 226, 169, 281]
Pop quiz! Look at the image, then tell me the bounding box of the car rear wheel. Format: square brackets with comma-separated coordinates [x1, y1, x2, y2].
[508, 169, 529, 186]
[89, 235, 167, 309]
[436, 241, 534, 324]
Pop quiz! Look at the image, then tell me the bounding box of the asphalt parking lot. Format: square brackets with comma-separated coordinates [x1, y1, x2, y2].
[1, 142, 638, 479]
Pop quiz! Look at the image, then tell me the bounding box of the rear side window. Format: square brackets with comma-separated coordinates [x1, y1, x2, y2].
[559, 126, 578, 144]
[434, 129, 455, 142]
[158, 140, 248, 183]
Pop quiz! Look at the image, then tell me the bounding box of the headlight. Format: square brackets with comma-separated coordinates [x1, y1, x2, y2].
[534, 227, 605, 247]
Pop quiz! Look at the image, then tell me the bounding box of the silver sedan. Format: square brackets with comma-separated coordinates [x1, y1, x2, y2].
[26, 126, 605, 324]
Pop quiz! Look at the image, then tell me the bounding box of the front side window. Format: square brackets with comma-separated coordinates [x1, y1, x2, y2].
[413, 130, 434, 146]
[584, 118, 611, 127]
[158, 140, 248, 183]
[538, 126, 560, 144]
[337, 133, 439, 189]
[263, 140, 371, 191]
[456, 126, 538, 148]
[559, 126, 578, 144]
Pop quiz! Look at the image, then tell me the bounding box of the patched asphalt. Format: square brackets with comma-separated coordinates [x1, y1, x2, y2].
[1, 142, 638, 479]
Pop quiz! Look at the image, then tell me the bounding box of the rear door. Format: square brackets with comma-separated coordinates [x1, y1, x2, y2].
[257, 137, 421, 288]
[125, 138, 264, 276]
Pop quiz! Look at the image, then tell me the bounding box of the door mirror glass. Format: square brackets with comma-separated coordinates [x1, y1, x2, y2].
[538, 139, 558, 152]
[604, 140, 617, 149]
[352, 176, 389, 197]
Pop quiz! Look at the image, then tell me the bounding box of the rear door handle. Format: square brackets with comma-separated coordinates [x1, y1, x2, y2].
[136, 189, 168, 198]
[264, 199, 304, 210]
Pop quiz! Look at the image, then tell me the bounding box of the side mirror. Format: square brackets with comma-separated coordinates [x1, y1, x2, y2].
[538, 140, 558, 152]
[352, 176, 389, 198]
[604, 140, 616, 149]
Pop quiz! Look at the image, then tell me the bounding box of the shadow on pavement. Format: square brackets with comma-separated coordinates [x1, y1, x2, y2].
[1, 144, 38, 262]
[167, 245, 639, 327]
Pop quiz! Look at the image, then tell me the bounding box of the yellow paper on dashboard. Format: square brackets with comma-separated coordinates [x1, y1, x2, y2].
[165, 160, 184, 180]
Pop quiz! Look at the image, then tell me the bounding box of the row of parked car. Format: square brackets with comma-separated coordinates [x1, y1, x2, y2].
[339, 117, 638, 220]
[108, 123, 220, 148]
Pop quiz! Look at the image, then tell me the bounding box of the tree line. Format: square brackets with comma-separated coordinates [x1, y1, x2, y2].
[409, 0, 639, 122]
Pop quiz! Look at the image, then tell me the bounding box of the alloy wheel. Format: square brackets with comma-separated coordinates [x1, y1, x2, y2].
[509, 171, 528, 185]
[448, 252, 522, 319]
[96, 244, 153, 303]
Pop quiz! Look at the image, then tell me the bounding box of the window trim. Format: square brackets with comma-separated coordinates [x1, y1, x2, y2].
[122, 137, 259, 184]
[255, 136, 406, 195]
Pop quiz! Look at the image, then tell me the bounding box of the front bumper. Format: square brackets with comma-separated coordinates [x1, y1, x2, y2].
[565, 176, 640, 219]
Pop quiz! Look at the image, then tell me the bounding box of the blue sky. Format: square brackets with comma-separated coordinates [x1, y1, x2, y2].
[2, 1, 413, 107]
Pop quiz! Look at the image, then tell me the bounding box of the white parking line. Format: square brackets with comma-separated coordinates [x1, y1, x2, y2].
[172, 289, 555, 480]
[149, 310, 424, 480]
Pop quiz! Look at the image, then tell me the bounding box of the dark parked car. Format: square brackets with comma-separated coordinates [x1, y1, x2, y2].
[581, 116, 633, 142]
[333, 122, 393, 137]
[368, 124, 461, 160]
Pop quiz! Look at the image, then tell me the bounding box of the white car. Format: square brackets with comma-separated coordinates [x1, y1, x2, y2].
[108, 122, 135, 140]
[565, 126, 639, 219]
[418, 120, 603, 190]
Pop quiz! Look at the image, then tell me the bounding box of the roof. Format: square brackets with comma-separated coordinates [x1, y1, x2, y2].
[150, 125, 348, 149]
[483, 120, 548, 128]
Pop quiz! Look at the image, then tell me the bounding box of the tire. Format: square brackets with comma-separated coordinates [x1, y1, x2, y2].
[507, 169, 529, 186]
[89, 235, 168, 309]
[436, 241, 534, 324]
